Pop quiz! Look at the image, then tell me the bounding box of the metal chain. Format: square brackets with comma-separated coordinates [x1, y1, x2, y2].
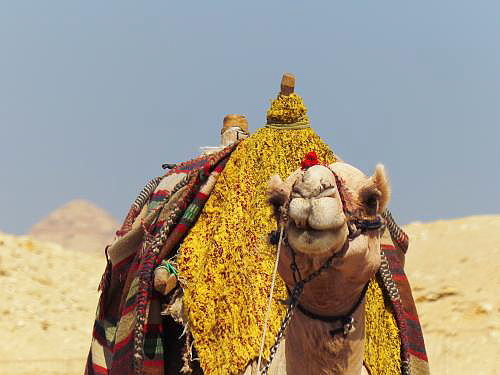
[259, 282, 303, 374]
[259, 240, 346, 375]
[259, 223, 382, 374]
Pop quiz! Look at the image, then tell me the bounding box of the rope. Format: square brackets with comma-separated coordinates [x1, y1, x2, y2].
[381, 209, 409, 253]
[264, 120, 310, 130]
[256, 222, 285, 372]
[134, 176, 163, 211]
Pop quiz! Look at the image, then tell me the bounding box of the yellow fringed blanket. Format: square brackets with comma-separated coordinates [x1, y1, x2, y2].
[178, 126, 336, 374]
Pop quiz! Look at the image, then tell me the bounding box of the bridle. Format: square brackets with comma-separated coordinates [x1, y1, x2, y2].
[330, 167, 385, 241]
[260, 166, 385, 374]
[286, 167, 385, 333]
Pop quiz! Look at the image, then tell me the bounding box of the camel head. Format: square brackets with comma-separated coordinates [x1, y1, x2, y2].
[268, 160, 391, 259]
[267, 161, 392, 375]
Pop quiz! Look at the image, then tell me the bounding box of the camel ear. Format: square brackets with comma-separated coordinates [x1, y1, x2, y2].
[370, 164, 391, 212]
[267, 175, 290, 208]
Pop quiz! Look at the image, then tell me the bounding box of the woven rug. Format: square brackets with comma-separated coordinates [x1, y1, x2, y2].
[85, 143, 239, 375]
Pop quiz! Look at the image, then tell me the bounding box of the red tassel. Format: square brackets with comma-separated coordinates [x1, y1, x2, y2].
[301, 151, 320, 170]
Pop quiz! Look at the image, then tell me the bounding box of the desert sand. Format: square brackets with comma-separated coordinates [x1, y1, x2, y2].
[0, 233, 105, 375]
[404, 215, 500, 375]
[0, 214, 498, 374]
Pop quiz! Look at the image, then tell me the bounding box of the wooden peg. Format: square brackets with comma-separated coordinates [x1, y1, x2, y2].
[280, 73, 295, 96]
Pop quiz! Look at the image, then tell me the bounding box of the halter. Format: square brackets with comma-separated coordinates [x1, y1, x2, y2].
[295, 282, 370, 336]
[259, 163, 386, 374]
[330, 167, 386, 240]
[283, 165, 385, 337]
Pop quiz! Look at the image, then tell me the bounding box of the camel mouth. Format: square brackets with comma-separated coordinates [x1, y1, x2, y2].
[288, 195, 346, 232]
[287, 222, 348, 256]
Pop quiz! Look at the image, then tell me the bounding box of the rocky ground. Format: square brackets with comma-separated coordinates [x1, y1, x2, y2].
[0, 214, 498, 374]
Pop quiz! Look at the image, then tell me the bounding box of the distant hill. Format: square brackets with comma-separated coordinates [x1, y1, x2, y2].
[28, 199, 118, 257]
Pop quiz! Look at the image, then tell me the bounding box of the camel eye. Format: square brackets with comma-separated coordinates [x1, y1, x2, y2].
[360, 187, 381, 214]
[365, 195, 378, 209]
[291, 185, 304, 198]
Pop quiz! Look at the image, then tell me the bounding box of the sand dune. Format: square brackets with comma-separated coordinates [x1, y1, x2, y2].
[0, 233, 105, 375]
[0, 215, 498, 374]
[404, 215, 500, 375]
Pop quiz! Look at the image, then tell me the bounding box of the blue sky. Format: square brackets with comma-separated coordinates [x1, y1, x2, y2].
[1, 1, 499, 234]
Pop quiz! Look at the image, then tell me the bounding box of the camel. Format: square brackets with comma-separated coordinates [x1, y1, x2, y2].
[148, 117, 392, 374]
[259, 158, 391, 375]
[86, 74, 428, 375]
[105, 152, 393, 375]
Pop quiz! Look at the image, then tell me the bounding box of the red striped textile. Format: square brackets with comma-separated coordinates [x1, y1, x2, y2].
[85, 144, 239, 375]
[381, 243, 429, 370]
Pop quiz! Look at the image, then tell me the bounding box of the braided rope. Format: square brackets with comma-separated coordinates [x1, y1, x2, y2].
[134, 176, 163, 210]
[378, 252, 401, 302]
[382, 209, 409, 253]
[133, 175, 192, 374]
[121, 176, 163, 234]
[378, 250, 411, 375]
[402, 359, 411, 375]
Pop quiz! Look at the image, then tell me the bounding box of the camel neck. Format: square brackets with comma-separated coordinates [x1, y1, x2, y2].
[298, 280, 369, 318]
[285, 299, 367, 375]
[296, 282, 369, 328]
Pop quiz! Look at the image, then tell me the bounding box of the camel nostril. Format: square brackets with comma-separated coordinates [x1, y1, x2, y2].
[294, 218, 307, 229]
[289, 197, 312, 229]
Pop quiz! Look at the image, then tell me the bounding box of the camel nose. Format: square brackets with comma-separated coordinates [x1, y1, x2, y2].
[308, 197, 345, 230]
[289, 198, 311, 229]
[288, 196, 345, 230]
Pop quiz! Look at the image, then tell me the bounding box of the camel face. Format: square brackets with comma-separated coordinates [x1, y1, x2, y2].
[268, 162, 391, 258]
[287, 165, 348, 255]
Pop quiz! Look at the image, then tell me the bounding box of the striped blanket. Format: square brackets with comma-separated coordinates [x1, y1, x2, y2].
[380, 241, 429, 374]
[85, 143, 238, 375]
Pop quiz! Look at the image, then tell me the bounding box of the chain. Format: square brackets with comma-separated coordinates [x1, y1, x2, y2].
[259, 282, 303, 374]
[259, 239, 347, 375]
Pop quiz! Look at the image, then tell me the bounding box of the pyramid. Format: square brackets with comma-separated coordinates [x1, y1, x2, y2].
[28, 199, 118, 256]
